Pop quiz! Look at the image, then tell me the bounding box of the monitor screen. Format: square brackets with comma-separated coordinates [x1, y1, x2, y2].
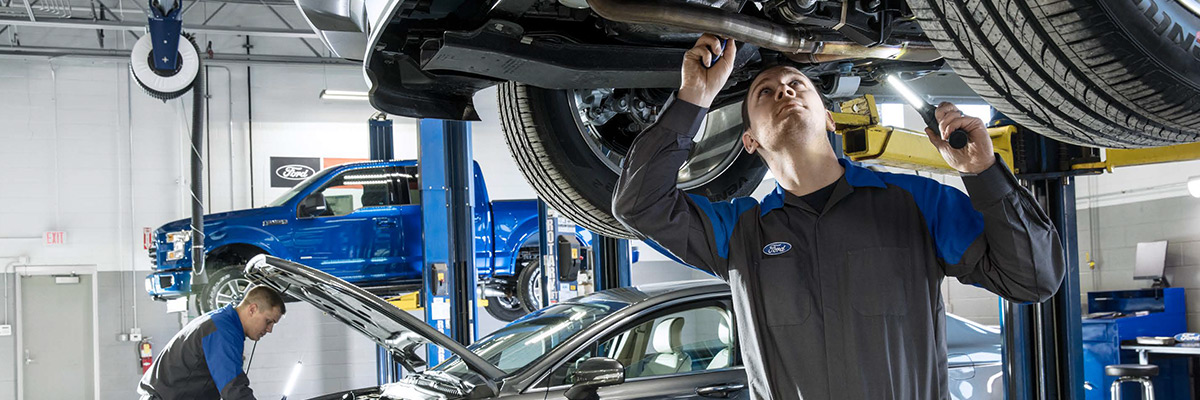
[1133, 241, 1168, 280]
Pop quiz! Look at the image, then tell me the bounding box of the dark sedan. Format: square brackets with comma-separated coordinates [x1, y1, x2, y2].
[245, 255, 1003, 400]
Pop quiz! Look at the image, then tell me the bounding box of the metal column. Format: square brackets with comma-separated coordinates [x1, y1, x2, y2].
[370, 114, 402, 384]
[593, 236, 630, 291]
[1002, 127, 1086, 399]
[369, 113, 394, 161]
[419, 119, 476, 366]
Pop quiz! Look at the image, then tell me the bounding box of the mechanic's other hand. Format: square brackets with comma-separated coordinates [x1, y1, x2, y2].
[924, 102, 996, 174]
[678, 34, 735, 108]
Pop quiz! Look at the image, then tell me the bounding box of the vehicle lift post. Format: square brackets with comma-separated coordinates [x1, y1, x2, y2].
[1000, 125, 1086, 400]
[418, 119, 478, 366]
[593, 235, 631, 291]
[369, 114, 403, 384]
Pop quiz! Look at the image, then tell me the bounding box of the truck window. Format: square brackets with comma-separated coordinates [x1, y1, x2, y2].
[397, 165, 420, 206]
[309, 166, 401, 216]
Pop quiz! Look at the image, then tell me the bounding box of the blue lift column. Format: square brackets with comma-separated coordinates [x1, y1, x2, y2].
[369, 114, 403, 385]
[593, 235, 630, 291]
[1001, 123, 1086, 399]
[419, 119, 477, 365]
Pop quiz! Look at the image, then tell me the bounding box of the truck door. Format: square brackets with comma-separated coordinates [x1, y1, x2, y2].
[291, 165, 414, 283]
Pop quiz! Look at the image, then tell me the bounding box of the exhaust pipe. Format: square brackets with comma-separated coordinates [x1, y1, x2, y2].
[482, 287, 508, 298]
[584, 0, 941, 62]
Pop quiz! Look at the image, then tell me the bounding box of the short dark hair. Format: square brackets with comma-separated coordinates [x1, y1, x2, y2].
[740, 65, 830, 133]
[241, 285, 286, 314]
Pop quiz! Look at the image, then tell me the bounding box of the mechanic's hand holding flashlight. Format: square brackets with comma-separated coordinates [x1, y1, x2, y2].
[678, 34, 735, 108]
[925, 103, 996, 175]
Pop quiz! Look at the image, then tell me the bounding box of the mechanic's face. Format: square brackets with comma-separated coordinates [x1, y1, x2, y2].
[742, 66, 835, 155]
[243, 304, 282, 341]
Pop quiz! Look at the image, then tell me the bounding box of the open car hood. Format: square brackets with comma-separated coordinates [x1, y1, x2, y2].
[243, 255, 506, 381]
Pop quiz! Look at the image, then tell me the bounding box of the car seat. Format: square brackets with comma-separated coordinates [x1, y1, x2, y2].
[627, 317, 692, 377]
[360, 184, 389, 207]
[706, 316, 733, 370]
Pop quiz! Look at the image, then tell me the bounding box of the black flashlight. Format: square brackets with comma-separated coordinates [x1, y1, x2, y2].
[886, 75, 969, 149]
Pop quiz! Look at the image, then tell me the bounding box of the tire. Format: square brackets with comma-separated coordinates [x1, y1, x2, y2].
[516, 260, 543, 313]
[906, 0, 1200, 148]
[499, 82, 768, 238]
[193, 262, 252, 314]
[484, 292, 528, 322]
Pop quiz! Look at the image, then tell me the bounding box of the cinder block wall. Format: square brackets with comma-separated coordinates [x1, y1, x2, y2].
[943, 188, 1200, 330]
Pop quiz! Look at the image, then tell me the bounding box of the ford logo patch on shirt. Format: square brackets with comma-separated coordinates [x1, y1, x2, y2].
[763, 242, 792, 256]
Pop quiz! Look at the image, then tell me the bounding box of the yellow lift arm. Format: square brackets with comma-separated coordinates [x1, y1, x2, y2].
[830, 95, 1016, 174]
[829, 95, 1200, 174]
[1071, 142, 1200, 172]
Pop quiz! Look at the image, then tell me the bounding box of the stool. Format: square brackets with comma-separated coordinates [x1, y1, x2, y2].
[1105, 364, 1158, 400]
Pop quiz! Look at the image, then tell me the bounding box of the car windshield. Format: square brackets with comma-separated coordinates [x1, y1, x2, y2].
[432, 301, 623, 376]
[264, 167, 334, 207]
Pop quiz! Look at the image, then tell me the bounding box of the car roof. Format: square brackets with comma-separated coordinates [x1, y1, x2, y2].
[569, 279, 728, 308]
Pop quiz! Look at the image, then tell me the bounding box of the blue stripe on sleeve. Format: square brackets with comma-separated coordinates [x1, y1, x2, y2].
[876, 172, 984, 265]
[201, 314, 244, 393]
[686, 194, 758, 259]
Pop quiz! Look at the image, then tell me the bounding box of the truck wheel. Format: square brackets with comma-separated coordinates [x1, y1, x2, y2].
[193, 263, 252, 314]
[499, 83, 767, 238]
[516, 260, 543, 313]
[906, 0, 1200, 147]
[484, 291, 527, 322]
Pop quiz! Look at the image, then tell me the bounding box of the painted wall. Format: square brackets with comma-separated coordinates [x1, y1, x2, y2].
[0, 58, 424, 400]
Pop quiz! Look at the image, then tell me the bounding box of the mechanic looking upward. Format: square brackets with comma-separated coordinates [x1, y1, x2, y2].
[613, 35, 1066, 400]
[138, 285, 286, 400]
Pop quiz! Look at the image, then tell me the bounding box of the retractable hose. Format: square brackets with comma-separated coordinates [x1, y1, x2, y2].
[189, 58, 206, 284]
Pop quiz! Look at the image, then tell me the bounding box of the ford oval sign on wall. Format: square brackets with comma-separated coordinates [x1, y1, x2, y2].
[276, 164, 315, 180]
[269, 157, 321, 188]
[763, 242, 792, 256]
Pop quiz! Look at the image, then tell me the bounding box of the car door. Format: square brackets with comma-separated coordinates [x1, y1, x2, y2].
[290, 165, 409, 282]
[532, 298, 749, 400]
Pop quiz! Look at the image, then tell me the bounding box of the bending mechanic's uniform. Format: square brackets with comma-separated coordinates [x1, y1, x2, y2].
[613, 97, 1066, 400]
[138, 305, 256, 399]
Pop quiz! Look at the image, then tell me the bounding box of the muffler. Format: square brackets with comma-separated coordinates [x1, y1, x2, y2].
[584, 0, 941, 62]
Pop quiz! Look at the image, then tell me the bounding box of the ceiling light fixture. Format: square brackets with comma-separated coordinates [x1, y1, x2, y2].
[319, 89, 369, 101]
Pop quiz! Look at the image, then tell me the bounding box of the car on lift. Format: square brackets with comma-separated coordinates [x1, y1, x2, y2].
[145, 160, 588, 321]
[245, 255, 1005, 400]
[293, 0, 1200, 239]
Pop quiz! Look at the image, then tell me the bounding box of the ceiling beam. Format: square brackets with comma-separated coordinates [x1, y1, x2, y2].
[0, 15, 318, 38]
[0, 44, 356, 65]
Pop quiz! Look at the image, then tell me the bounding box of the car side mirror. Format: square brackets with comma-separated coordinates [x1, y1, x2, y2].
[565, 358, 625, 400]
[298, 193, 328, 218]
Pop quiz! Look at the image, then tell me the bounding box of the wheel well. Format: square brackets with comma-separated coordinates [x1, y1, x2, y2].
[207, 244, 267, 267]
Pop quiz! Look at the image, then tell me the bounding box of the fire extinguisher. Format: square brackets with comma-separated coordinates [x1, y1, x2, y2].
[139, 339, 154, 373]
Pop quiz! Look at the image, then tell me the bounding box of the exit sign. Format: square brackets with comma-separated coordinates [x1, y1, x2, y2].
[44, 231, 66, 246]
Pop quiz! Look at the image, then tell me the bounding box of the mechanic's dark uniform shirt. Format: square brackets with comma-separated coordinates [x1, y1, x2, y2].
[613, 97, 1066, 400]
[138, 304, 257, 399]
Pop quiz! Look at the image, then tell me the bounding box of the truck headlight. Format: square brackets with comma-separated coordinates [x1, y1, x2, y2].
[166, 231, 191, 243]
[165, 230, 191, 261]
[145, 277, 154, 292]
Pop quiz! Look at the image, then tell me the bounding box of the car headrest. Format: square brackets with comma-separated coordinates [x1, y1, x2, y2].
[652, 317, 684, 353]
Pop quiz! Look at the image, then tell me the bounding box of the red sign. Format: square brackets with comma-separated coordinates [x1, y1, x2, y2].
[44, 231, 66, 246]
[143, 227, 152, 250]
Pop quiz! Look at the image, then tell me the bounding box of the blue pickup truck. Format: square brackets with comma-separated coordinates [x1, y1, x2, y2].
[146, 160, 574, 321]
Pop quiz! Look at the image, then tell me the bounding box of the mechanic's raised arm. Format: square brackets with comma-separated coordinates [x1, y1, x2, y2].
[923, 103, 1067, 303]
[613, 35, 749, 279]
